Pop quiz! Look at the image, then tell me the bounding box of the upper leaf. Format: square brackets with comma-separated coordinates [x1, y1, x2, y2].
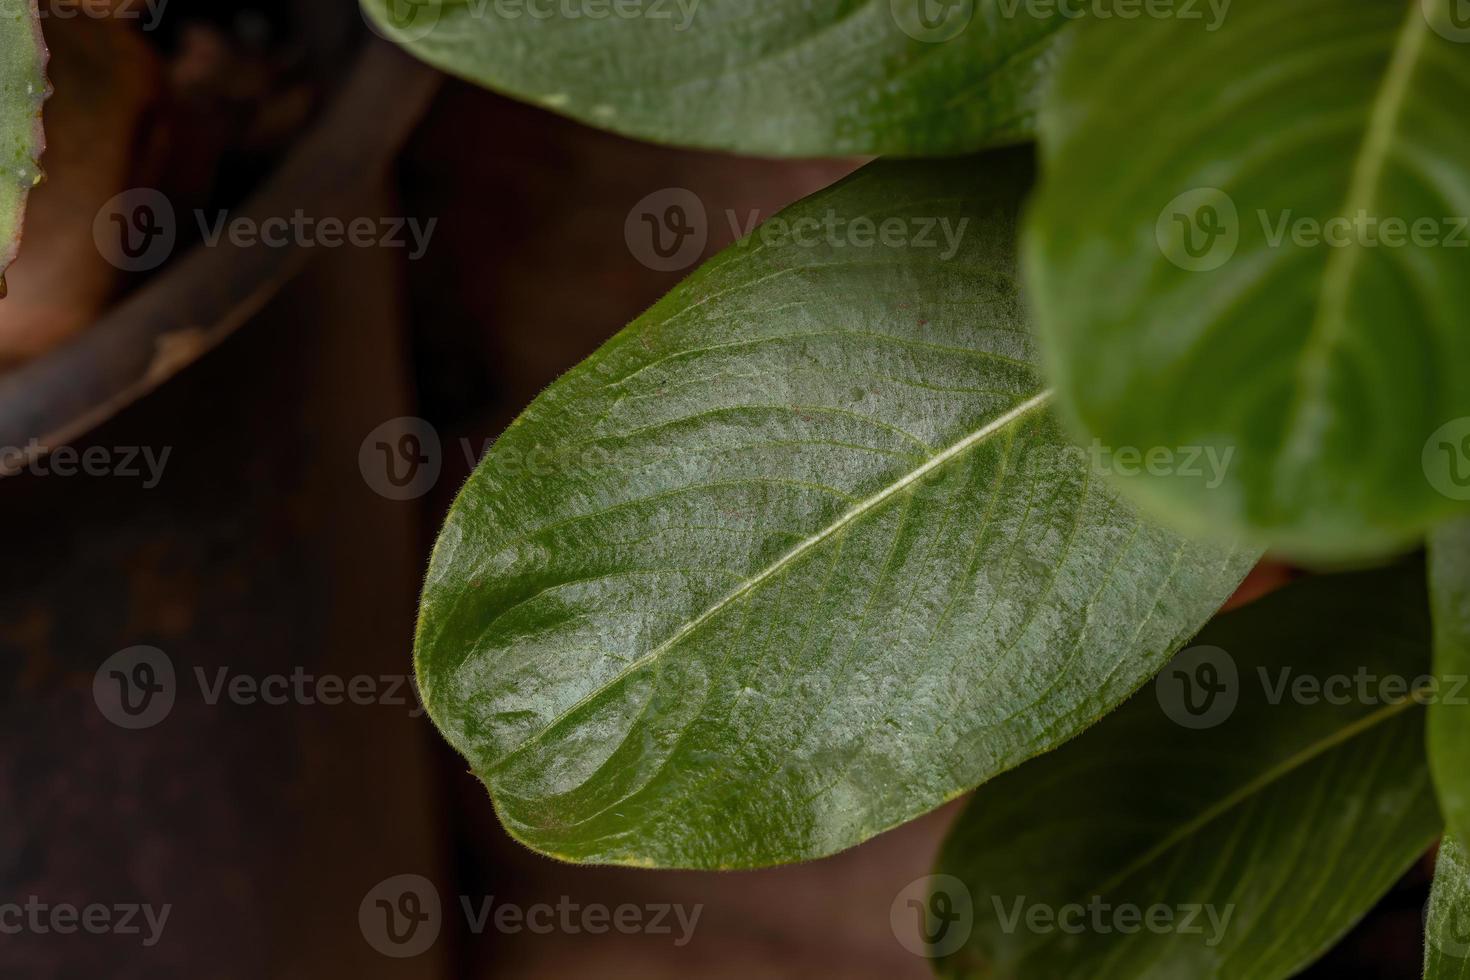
[416, 151, 1254, 869]
[1026, 0, 1470, 560]
[935, 566, 1441, 979]
[1427, 836, 1470, 980]
[1431, 519, 1470, 842]
[360, 0, 1066, 157]
[0, 0, 47, 294]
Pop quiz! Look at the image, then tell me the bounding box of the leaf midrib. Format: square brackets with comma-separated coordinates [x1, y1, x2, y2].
[484, 388, 1056, 775]
[1277, 3, 1431, 470]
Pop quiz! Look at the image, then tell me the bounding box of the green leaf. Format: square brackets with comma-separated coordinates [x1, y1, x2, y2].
[1427, 836, 1470, 980]
[1025, 0, 1470, 560]
[1431, 520, 1470, 841]
[360, 0, 1065, 156]
[0, 1, 47, 295]
[933, 566, 1441, 979]
[415, 151, 1255, 869]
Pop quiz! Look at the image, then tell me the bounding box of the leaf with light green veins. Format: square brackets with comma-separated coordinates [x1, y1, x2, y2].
[933, 566, 1441, 979]
[415, 150, 1256, 869]
[1431, 520, 1470, 842]
[360, 0, 1066, 156]
[0, 0, 47, 295]
[1427, 836, 1470, 980]
[1026, 0, 1470, 560]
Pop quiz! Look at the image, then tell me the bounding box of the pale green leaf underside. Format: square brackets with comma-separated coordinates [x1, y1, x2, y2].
[416, 151, 1254, 869]
[1431, 520, 1470, 842]
[0, 0, 46, 290]
[1428, 836, 1470, 980]
[1027, 0, 1470, 559]
[361, 0, 1066, 156]
[937, 567, 1441, 979]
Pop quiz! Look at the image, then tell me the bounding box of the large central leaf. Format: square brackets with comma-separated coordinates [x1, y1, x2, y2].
[361, 0, 1066, 156]
[0, 1, 47, 293]
[1027, 0, 1470, 559]
[416, 151, 1255, 869]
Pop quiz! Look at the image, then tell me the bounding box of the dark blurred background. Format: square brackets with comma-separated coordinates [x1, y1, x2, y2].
[0, 1, 1431, 976]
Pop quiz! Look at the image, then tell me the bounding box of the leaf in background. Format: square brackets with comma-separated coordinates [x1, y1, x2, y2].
[1026, 0, 1470, 560]
[1431, 520, 1470, 842]
[0, 4, 160, 366]
[933, 566, 1441, 979]
[0, 0, 48, 295]
[1427, 836, 1470, 980]
[360, 0, 1065, 156]
[416, 150, 1255, 869]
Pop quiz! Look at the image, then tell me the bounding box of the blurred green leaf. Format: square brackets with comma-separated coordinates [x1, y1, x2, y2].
[1026, 0, 1470, 559]
[935, 566, 1441, 978]
[0, 1, 47, 294]
[361, 0, 1065, 156]
[1431, 520, 1470, 841]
